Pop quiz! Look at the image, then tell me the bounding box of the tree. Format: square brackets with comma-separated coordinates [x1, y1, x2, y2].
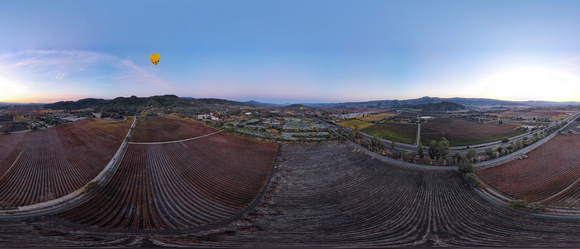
[391, 140, 397, 150]
[417, 142, 424, 159]
[467, 148, 477, 161]
[428, 140, 438, 159]
[438, 137, 450, 159]
[349, 129, 358, 140]
[404, 151, 415, 162]
[453, 152, 462, 163]
[458, 161, 475, 174]
[485, 148, 496, 159]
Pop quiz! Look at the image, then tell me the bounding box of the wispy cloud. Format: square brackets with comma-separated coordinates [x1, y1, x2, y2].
[0, 50, 177, 102]
[559, 55, 580, 71]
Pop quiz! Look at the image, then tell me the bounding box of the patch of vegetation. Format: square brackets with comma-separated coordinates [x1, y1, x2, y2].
[361, 113, 398, 122]
[550, 114, 568, 121]
[507, 199, 546, 213]
[466, 173, 482, 188]
[337, 119, 374, 130]
[84, 181, 100, 194]
[458, 161, 475, 174]
[361, 122, 417, 144]
[428, 137, 450, 160]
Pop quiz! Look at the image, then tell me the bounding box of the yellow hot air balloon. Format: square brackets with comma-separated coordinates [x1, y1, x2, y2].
[150, 53, 160, 67]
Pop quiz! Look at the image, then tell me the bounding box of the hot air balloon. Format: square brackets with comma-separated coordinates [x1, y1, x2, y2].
[150, 53, 160, 67]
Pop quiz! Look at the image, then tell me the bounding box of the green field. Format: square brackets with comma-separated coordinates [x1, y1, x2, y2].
[361, 122, 417, 144]
[337, 119, 374, 130]
[361, 113, 398, 122]
[420, 118, 527, 146]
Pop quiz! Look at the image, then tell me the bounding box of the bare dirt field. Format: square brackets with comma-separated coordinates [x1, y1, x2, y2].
[131, 117, 217, 142]
[56, 132, 278, 230]
[421, 117, 525, 146]
[0, 118, 132, 207]
[1, 142, 580, 247]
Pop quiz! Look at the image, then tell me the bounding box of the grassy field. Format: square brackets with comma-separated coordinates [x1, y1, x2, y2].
[337, 119, 374, 130]
[361, 122, 417, 144]
[420, 118, 526, 146]
[361, 113, 398, 121]
[550, 114, 569, 121]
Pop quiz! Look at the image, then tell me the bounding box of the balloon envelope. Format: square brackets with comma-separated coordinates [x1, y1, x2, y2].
[150, 53, 160, 66]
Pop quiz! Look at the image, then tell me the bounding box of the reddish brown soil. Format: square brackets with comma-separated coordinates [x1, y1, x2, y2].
[421, 118, 524, 146]
[0, 118, 132, 207]
[56, 132, 278, 229]
[131, 117, 217, 142]
[478, 134, 580, 205]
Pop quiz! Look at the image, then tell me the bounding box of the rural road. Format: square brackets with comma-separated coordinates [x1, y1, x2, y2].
[416, 123, 421, 146]
[307, 110, 580, 168]
[321, 110, 580, 157]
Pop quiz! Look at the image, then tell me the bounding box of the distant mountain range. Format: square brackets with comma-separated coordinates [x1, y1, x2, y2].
[304, 97, 579, 108]
[41, 95, 579, 111]
[43, 95, 279, 110]
[413, 101, 465, 112]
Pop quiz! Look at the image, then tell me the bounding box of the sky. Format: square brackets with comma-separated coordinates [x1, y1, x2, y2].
[1, 0, 580, 104]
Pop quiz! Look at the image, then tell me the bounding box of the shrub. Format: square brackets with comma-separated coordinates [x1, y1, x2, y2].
[508, 199, 528, 210]
[84, 181, 100, 194]
[526, 202, 546, 213]
[466, 173, 482, 188]
[458, 161, 475, 174]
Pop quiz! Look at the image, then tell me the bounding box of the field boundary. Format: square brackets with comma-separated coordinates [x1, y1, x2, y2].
[129, 130, 222, 145]
[0, 150, 23, 181]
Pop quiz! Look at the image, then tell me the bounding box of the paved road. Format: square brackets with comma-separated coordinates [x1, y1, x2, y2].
[308, 110, 580, 163]
[416, 123, 421, 146]
[320, 110, 580, 156]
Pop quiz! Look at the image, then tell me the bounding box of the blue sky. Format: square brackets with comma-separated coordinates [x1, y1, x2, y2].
[1, 0, 580, 103]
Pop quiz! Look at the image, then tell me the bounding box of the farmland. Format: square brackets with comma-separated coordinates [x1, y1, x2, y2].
[487, 108, 577, 120]
[131, 117, 217, 142]
[0, 118, 132, 207]
[56, 130, 278, 229]
[336, 119, 373, 130]
[1, 140, 580, 247]
[478, 134, 580, 206]
[420, 118, 526, 146]
[361, 122, 417, 144]
[155, 142, 580, 247]
[282, 118, 325, 131]
[550, 114, 569, 121]
[360, 113, 398, 121]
